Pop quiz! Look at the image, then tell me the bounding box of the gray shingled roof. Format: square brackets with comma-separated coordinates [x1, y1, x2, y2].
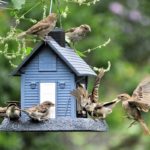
[12, 37, 96, 76]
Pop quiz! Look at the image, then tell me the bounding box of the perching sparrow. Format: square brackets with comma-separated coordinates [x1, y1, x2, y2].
[71, 84, 93, 115]
[89, 64, 119, 119]
[21, 101, 54, 121]
[6, 103, 21, 120]
[117, 76, 150, 135]
[65, 24, 91, 44]
[88, 67, 119, 119]
[91, 100, 119, 119]
[18, 13, 57, 38]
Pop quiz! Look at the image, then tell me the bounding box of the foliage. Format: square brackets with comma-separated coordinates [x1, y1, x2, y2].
[0, 0, 105, 67]
[0, 0, 150, 150]
[11, 0, 26, 10]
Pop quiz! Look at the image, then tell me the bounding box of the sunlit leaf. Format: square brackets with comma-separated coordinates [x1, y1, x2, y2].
[25, 47, 32, 55]
[75, 50, 86, 57]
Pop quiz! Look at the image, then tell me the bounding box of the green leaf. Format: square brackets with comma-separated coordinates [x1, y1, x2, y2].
[25, 47, 32, 55]
[11, 0, 26, 10]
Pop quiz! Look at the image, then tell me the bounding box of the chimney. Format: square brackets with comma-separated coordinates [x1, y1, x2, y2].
[48, 28, 65, 47]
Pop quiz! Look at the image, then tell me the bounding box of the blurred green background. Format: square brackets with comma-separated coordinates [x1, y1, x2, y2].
[0, 0, 150, 149]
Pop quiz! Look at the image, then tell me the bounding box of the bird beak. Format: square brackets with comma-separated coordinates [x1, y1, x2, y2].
[112, 98, 120, 103]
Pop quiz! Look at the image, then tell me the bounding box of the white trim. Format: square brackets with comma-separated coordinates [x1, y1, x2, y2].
[40, 83, 56, 118]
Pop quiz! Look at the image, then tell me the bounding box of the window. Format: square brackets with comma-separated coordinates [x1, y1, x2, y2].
[39, 50, 56, 71]
[40, 83, 56, 118]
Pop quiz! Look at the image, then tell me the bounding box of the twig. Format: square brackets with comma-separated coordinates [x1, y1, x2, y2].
[93, 61, 111, 73]
[104, 61, 111, 72]
[63, 0, 100, 6]
[57, 0, 62, 28]
[83, 38, 111, 54]
[49, 0, 53, 14]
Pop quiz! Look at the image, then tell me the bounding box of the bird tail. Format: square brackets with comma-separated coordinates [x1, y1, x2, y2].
[65, 35, 71, 43]
[17, 32, 27, 38]
[15, 108, 29, 115]
[20, 109, 30, 115]
[139, 119, 150, 135]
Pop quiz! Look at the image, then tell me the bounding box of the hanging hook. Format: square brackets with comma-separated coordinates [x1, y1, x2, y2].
[56, 0, 62, 28]
[49, 0, 53, 14]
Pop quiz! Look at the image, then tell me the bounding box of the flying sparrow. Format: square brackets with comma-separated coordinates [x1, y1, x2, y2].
[6, 103, 21, 120]
[65, 24, 91, 44]
[21, 101, 54, 121]
[18, 13, 57, 38]
[117, 76, 150, 135]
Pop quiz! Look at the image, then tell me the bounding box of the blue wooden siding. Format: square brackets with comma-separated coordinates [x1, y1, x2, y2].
[39, 49, 56, 71]
[21, 47, 76, 117]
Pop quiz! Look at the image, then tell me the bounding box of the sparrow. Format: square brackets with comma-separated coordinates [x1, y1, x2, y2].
[0, 106, 7, 117]
[6, 103, 21, 120]
[117, 76, 150, 135]
[71, 62, 119, 119]
[88, 68, 119, 119]
[21, 101, 54, 121]
[71, 84, 93, 115]
[18, 13, 57, 38]
[91, 100, 119, 119]
[65, 24, 91, 44]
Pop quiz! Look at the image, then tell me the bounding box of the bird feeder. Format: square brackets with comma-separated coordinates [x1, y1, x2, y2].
[0, 28, 108, 131]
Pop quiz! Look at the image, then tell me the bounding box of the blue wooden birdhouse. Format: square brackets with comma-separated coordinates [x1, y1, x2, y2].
[0, 28, 108, 131]
[12, 28, 96, 118]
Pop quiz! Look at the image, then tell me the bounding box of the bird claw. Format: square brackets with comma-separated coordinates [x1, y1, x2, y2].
[9, 118, 21, 122]
[122, 115, 128, 118]
[91, 116, 98, 121]
[123, 115, 132, 119]
[128, 121, 137, 128]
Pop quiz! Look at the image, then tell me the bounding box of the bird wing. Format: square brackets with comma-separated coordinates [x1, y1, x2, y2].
[23, 106, 48, 121]
[78, 84, 89, 99]
[132, 76, 150, 102]
[128, 100, 150, 112]
[130, 76, 150, 112]
[70, 88, 82, 102]
[65, 27, 76, 33]
[26, 22, 50, 34]
[90, 69, 105, 103]
[71, 84, 90, 109]
[71, 84, 89, 101]
[25, 105, 38, 113]
[36, 106, 48, 113]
